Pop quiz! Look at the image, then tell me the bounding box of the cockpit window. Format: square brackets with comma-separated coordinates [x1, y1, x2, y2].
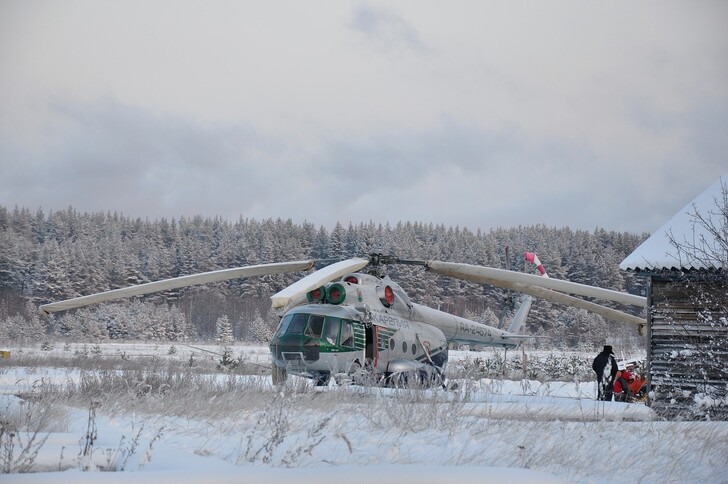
[305, 315, 325, 338]
[340, 321, 354, 348]
[323, 317, 340, 345]
[275, 314, 292, 337]
[285, 313, 309, 335]
[279, 314, 356, 347]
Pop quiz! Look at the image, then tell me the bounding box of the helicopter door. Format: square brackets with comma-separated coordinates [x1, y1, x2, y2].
[365, 326, 375, 367]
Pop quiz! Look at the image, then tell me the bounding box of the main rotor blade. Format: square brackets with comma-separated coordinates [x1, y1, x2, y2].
[270, 258, 370, 309]
[507, 281, 644, 326]
[40, 260, 316, 315]
[425, 261, 644, 325]
[426, 261, 646, 308]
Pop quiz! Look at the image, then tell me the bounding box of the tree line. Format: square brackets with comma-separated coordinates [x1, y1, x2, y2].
[0, 205, 649, 349]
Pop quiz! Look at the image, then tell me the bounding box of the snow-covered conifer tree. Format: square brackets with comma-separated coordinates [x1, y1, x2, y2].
[215, 314, 234, 345]
[249, 309, 274, 343]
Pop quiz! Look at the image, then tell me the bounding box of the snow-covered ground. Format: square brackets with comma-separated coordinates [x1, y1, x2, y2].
[1, 343, 726, 483]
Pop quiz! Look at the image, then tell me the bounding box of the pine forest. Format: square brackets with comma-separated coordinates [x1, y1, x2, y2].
[0, 206, 649, 350]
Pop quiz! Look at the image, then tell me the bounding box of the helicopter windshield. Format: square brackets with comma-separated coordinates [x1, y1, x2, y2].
[275, 313, 308, 336]
[275, 312, 355, 348]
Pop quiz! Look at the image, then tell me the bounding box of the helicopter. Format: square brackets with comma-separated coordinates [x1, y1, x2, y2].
[39, 252, 647, 387]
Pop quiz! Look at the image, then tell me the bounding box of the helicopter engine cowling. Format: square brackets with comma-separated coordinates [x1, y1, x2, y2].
[307, 273, 412, 315]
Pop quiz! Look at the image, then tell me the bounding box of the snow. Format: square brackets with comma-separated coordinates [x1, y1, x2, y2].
[1, 343, 727, 483]
[4, 463, 561, 484]
[620, 172, 727, 271]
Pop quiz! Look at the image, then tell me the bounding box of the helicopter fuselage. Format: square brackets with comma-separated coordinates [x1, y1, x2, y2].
[268, 271, 526, 385]
[269, 303, 448, 384]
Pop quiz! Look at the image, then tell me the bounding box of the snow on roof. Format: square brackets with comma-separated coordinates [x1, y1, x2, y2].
[620, 172, 727, 272]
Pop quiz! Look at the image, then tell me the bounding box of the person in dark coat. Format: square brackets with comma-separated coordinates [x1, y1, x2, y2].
[592, 345, 618, 401]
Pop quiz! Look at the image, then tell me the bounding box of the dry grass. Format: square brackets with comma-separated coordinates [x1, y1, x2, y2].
[1, 345, 725, 480]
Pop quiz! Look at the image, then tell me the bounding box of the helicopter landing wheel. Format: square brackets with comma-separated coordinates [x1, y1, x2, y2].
[314, 372, 330, 386]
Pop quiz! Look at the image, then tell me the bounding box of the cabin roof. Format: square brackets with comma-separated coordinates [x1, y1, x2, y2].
[620, 172, 727, 272]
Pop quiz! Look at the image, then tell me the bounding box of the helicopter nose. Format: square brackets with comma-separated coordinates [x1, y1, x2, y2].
[269, 335, 320, 366]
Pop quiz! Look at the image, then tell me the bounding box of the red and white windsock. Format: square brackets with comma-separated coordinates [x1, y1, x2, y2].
[524, 252, 549, 278]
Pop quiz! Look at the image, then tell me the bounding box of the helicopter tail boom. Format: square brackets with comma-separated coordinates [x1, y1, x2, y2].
[507, 295, 533, 334]
[411, 302, 522, 348]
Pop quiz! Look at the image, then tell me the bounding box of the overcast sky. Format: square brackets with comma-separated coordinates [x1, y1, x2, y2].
[1, 1, 726, 235]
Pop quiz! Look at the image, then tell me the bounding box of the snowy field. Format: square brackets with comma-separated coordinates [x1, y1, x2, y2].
[1, 342, 727, 483]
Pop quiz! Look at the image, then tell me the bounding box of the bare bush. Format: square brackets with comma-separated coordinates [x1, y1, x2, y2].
[0, 400, 54, 473]
[3, 344, 725, 479]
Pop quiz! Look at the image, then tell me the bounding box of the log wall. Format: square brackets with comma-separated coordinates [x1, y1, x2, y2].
[648, 273, 728, 420]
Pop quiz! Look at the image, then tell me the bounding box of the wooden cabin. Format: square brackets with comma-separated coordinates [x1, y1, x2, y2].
[621, 174, 727, 420]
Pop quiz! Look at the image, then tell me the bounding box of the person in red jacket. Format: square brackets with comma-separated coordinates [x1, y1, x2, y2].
[614, 369, 634, 402]
[614, 364, 648, 402]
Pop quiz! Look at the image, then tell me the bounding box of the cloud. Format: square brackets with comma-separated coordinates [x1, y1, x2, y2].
[1, 90, 725, 235]
[0, 98, 280, 219]
[349, 4, 427, 53]
[0, 1, 726, 235]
